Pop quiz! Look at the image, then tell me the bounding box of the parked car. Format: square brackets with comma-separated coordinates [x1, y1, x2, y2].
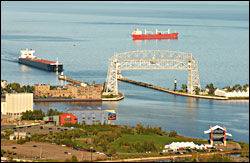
[12, 147, 16, 149]
[49, 128, 52, 130]
[106, 154, 112, 157]
[33, 145, 37, 147]
[40, 126, 43, 129]
[64, 152, 68, 154]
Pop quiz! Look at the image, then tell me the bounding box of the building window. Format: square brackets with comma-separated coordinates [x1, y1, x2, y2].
[64, 118, 71, 121]
[92, 113, 95, 120]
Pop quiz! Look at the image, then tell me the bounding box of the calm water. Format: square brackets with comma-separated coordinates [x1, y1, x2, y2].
[1, 2, 249, 143]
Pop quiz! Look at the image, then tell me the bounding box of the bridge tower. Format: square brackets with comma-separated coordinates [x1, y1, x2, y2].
[103, 50, 200, 95]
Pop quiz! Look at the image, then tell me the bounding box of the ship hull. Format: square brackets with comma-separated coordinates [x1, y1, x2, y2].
[132, 33, 178, 39]
[18, 58, 63, 72]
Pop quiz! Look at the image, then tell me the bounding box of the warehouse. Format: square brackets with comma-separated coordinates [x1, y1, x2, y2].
[67, 109, 116, 125]
[59, 113, 78, 126]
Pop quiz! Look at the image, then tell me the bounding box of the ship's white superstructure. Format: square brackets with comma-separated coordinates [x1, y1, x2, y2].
[19, 48, 36, 59]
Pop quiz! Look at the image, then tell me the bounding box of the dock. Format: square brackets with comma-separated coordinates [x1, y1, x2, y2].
[58, 75, 88, 86]
[118, 78, 229, 100]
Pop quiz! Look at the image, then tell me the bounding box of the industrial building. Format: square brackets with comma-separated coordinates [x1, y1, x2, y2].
[43, 115, 60, 126]
[67, 109, 116, 125]
[1, 93, 33, 116]
[204, 125, 232, 146]
[59, 113, 78, 126]
[43, 113, 78, 126]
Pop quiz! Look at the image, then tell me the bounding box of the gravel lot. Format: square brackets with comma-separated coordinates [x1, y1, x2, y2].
[2, 140, 106, 161]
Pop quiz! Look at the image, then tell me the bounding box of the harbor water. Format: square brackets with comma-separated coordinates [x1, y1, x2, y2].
[1, 2, 249, 143]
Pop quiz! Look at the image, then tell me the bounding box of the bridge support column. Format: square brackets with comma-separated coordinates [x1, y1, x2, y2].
[188, 70, 193, 94]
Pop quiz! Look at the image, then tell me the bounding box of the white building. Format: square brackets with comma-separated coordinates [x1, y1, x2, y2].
[1, 93, 33, 116]
[10, 132, 31, 140]
[164, 142, 205, 151]
[215, 88, 249, 98]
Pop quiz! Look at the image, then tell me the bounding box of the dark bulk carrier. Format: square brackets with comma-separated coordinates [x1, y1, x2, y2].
[18, 49, 63, 72]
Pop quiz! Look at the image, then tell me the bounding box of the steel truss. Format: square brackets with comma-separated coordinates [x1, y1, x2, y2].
[103, 50, 200, 95]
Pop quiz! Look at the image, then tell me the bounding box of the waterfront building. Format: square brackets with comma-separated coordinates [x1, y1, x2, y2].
[34, 84, 50, 97]
[67, 84, 102, 100]
[34, 84, 102, 100]
[1, 93, 33, 116]
[1, 80, 7, 89]
[67, 109, 116, 125]
[215, 88, 249, 98]
[43, 115, 60, 126]
[49, 88, 72, 98]
[59, 113, 78, 126]
[204, 125, 232, 146]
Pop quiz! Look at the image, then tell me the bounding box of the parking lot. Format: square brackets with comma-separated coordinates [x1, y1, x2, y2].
[1, 140, 106, 161]
[12, 124, 74, 135]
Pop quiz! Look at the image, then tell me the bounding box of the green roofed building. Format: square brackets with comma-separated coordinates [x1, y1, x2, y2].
[43, 115, 59, 126]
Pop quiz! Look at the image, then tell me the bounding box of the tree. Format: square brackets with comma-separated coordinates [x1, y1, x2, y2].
[224, 86, 232, 92]
[194, 87, 200, 95]
[232, 84, 242, 92]
[243, 84, 249, 92]
[208, 83, 215, 95]
[169, 130, 178, 137]
[181, 84, 187, 92]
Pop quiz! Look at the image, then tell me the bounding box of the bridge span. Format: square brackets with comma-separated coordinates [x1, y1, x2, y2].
[103, 50, 200, 95]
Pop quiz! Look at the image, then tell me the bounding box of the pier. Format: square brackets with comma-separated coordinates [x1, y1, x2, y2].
[118, 78, 229, 100]
[58, 75, 88, 86]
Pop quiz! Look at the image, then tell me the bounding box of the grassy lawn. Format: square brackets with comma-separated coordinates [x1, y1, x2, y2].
[112, 133, 208, 153]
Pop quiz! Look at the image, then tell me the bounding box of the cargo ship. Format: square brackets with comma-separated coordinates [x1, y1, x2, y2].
[18, 49, 63, 72]
[131, 28, 178, 39]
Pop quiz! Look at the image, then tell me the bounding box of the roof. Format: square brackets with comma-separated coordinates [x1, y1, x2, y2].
[204, 125, 232, 137]
[164, 142, 204, 149]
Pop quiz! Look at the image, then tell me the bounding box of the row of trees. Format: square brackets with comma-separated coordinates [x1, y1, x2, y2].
[21, 109, 45, 120]
[21, 108, 63, 120]
[1, 82, 34, 94]
[135, 123, 167, 135]
[181, 83, 249, 95]
[224, 83, 249, 92]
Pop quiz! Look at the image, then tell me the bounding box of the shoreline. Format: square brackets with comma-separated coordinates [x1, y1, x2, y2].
[33, 92, 125, 102]
[118, 78, 249, 101]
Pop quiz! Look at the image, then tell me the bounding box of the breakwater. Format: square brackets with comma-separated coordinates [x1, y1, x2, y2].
[118, 78, 229, 100]
[58, 75, 87, 86]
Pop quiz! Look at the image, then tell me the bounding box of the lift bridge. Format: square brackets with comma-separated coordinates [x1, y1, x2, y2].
[103, 50, 200, 95]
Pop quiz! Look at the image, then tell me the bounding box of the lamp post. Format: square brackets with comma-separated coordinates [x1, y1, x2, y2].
[90, 147, 93, 162]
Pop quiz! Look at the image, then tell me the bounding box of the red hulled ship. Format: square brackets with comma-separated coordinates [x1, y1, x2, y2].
[18, 49, 63, 72]
[131, 28, 178, 40]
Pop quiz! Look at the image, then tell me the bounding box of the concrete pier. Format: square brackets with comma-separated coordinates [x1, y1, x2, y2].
[118, 78, 229, 100]
[58, 75, 88, 86]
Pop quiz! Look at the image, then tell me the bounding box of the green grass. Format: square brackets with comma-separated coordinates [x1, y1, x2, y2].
[112, 133, 208, 153]
[102, 95, 118, 98]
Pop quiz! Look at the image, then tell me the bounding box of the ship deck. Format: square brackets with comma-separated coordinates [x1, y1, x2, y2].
[23, 58, 62, 65]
